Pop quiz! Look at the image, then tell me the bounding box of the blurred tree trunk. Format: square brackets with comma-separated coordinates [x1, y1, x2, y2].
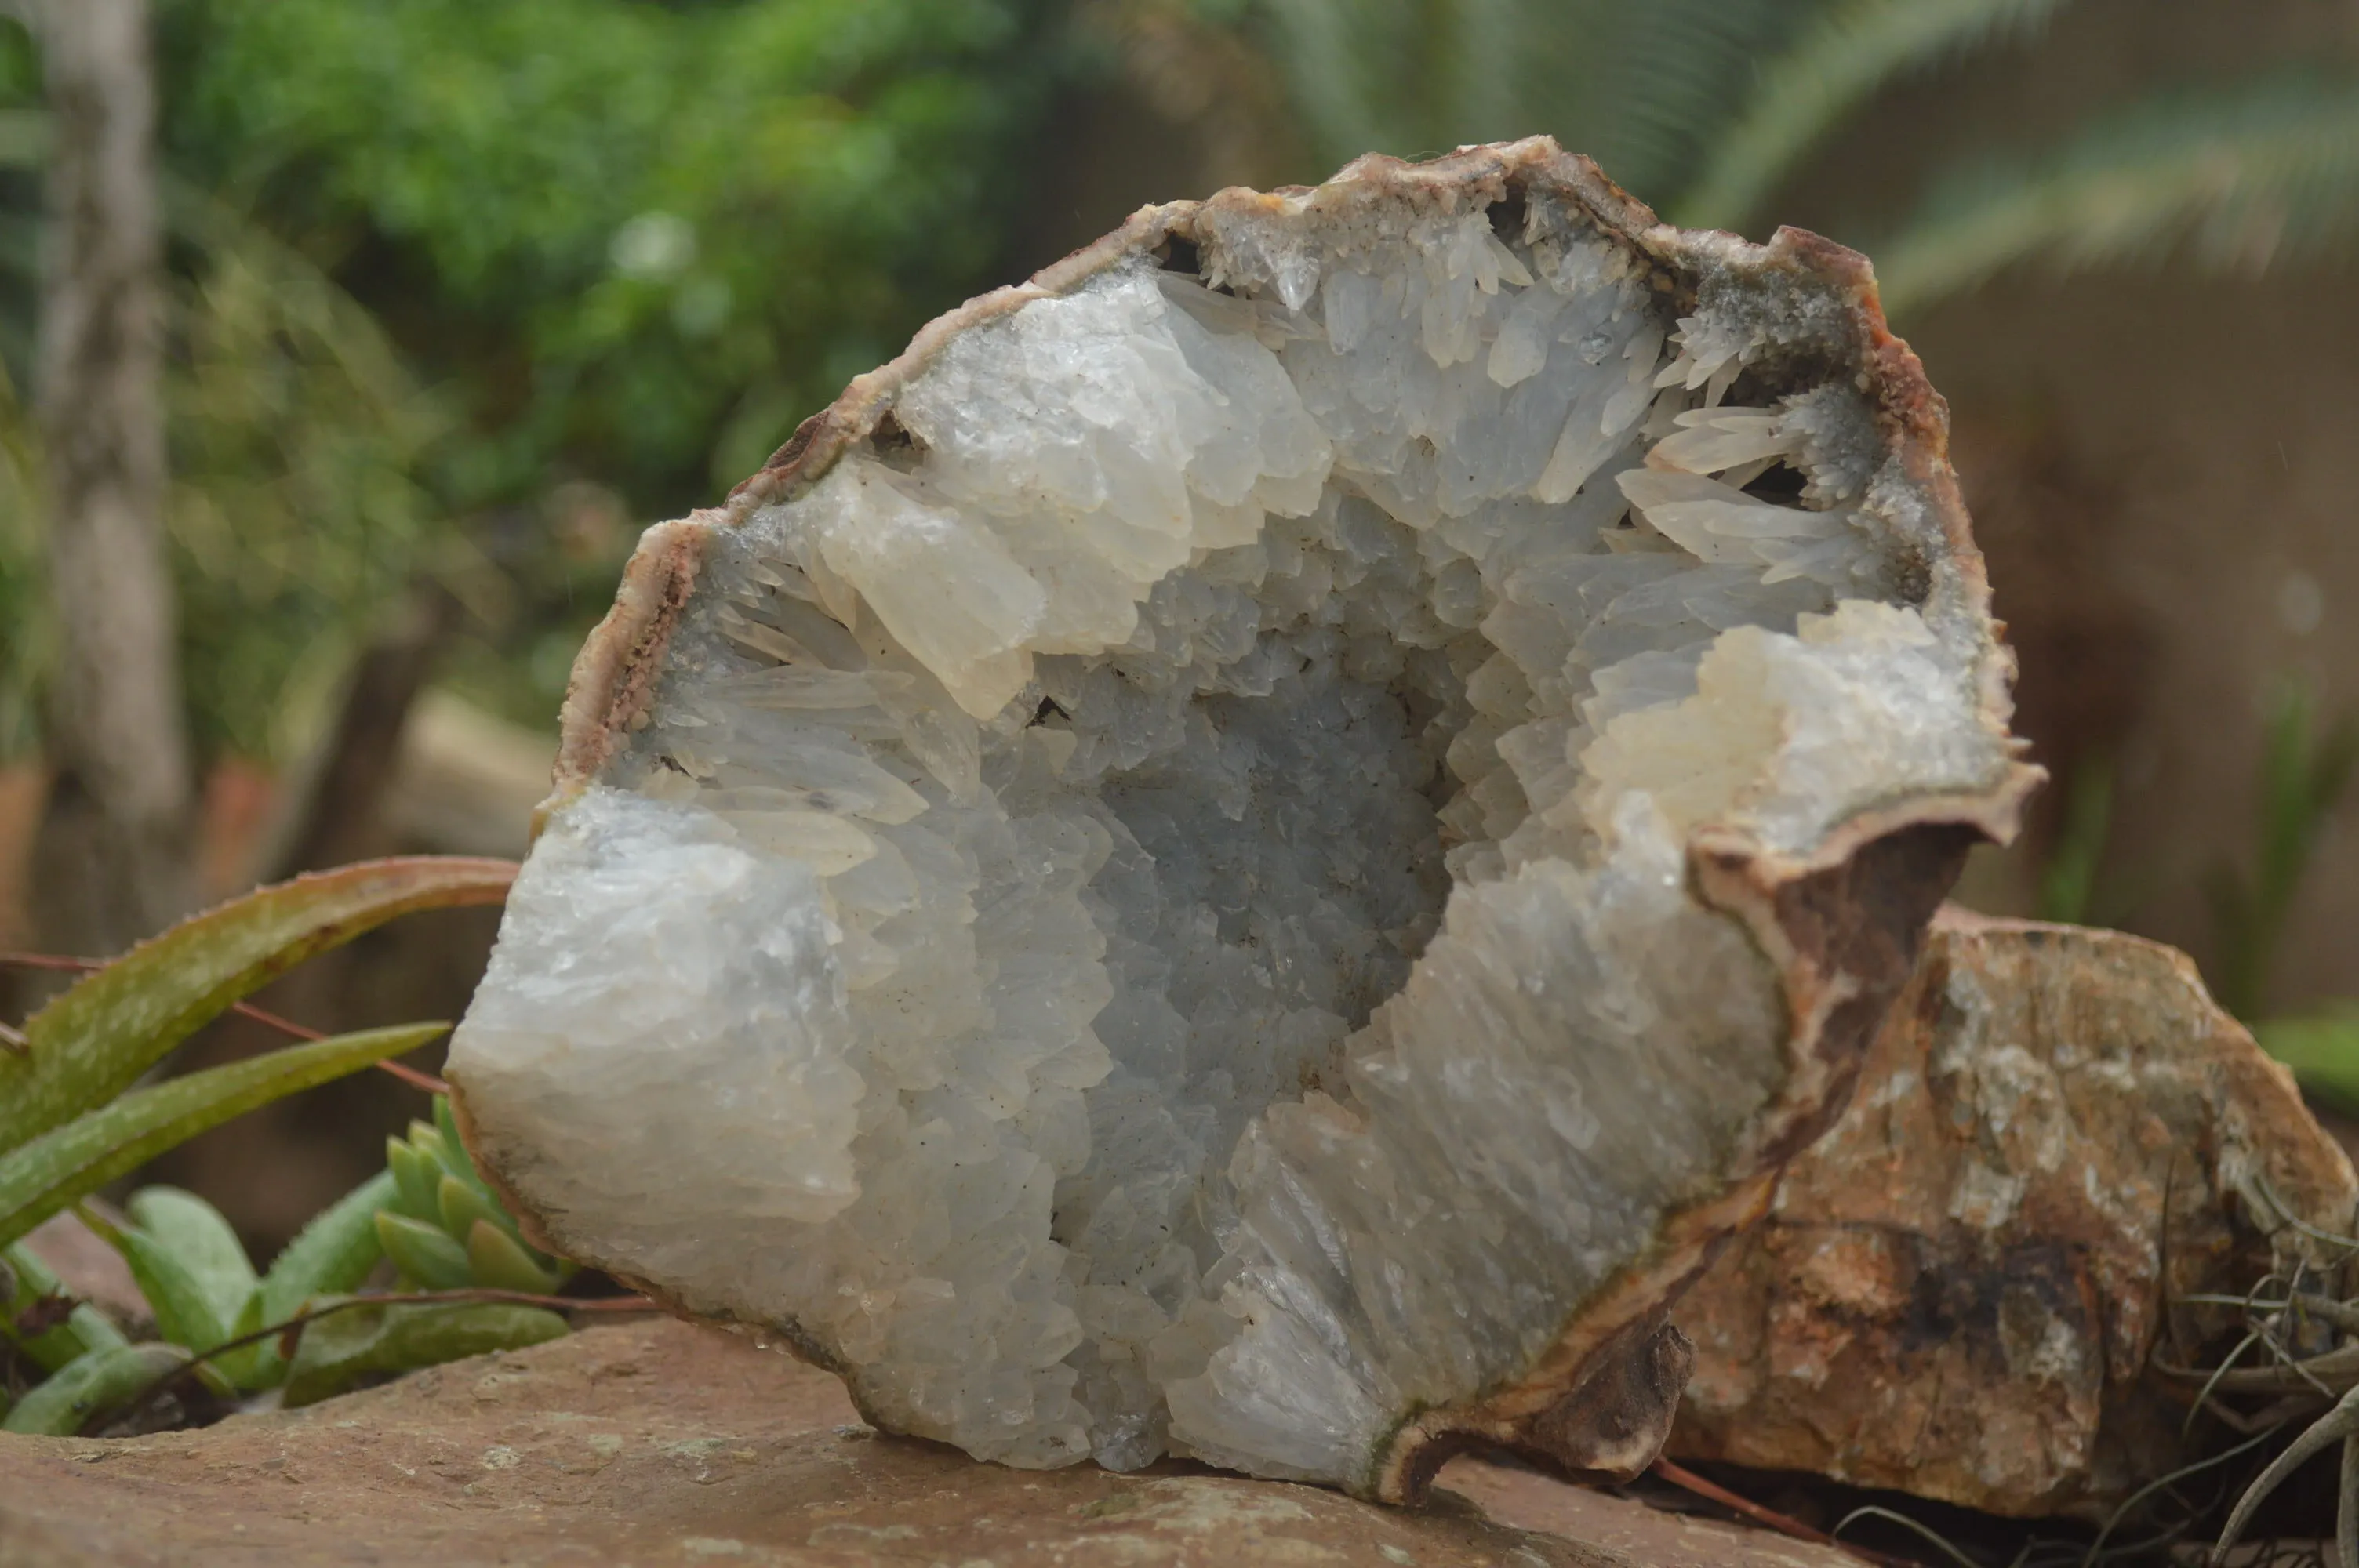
[27, 0, 193, 958]
[264, 584, 460, 880]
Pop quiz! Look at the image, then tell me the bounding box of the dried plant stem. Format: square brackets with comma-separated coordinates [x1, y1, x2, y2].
[95, 1287, 660, 1436]
[2339, 1434, 2359, 1568]
[1649, 1457, 1904, 1567]
[2215, 1385, 2359, 1564]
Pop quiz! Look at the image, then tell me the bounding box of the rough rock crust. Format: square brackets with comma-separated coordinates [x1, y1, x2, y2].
[1671, 910, 2359, 1518]
[458, 136, 2040, 1501]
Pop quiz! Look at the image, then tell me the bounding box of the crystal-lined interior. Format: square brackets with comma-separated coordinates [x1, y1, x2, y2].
[452, 192, 2001, 1487]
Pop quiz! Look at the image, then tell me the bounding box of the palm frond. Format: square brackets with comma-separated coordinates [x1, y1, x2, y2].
[1874, 73, 2359, 317]
[1674, 0, 2069, 231]
[1256, 0, 1415, 165]
[1246, 0, 1805, 205]
[1569, 0, 1808, 207]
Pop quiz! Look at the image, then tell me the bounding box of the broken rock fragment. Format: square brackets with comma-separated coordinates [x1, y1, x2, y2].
[1670, 911, 2359, 1517]
[445, 138, 2036, 1500]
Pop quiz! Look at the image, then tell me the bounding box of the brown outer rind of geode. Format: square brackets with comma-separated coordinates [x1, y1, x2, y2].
[1669, 910, 2359, 1519]
[473, 136, 2043, 1504]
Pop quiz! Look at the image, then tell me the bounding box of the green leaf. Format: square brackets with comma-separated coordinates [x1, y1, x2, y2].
[240, 1170, 398, 1391]
[2, 1240, 129, 1374]
[75, 1206, 234, 1356]
[1675, 0, 2067, 229]
[0, 1022, 449, 1251]
[417, 1116, 493, 1200]
[125, 1186, 258, 1327]
[0, 857, 512, 1156]
[1874, 73, 2359, 317]
[1, 1342, 191, 1436]
[213, 1285, 274, 1392]
[375, 1210, 474, 1290]
[260, 1170, 396, 1323]
[465, 1220, 565, 1296]
[385, 1135, 441, 1221]
[433, 1094, 485, 1185]
[437, 1174, 515, 1246]
[281, 1298, 569, 1408]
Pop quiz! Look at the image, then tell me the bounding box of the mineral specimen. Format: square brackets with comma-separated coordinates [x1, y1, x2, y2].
[1672, 910, 2359, 1518]
[445, 137, 2037, 1500]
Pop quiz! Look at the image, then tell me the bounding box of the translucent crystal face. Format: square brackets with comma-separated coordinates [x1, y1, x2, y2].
[451, 172, 2014, 1492]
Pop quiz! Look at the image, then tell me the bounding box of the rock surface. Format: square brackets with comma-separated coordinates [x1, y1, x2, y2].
[0, 1316, 1858, 1568]
[1670, 910, 2359, 1517]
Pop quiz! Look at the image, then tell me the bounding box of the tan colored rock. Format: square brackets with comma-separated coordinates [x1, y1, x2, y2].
[1669, 909, 2359, 1518]
[0, 1314, 1863, 1568]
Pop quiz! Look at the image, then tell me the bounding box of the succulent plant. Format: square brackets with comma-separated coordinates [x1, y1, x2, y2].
[379, 1096, 576, 1297]
[446, 138, 2036, 1500]
[0, 858, 569, 1435]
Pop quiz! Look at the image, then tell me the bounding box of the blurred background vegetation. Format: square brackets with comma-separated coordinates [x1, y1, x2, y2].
[3, 0, 2359, 1244]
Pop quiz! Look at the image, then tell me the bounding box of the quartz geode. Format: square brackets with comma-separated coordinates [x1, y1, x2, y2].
[447, 138, 2037, 1500]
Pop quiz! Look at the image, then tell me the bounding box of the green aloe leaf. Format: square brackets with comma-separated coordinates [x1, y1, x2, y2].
[260, 1170, 396, 1323]
[242, 1169, 398, 1389]
[1, 1341, 191, 1436]
[465, 1220, 565, 1295]
[0, 857, 513, 1156]
[2, 1240, 129, 1374]
[375, 1210, 473, 1290]
[0, 1023, 449, 1251]
[281, 1298, 569, 1408]
[125, 1186, 257, 1327]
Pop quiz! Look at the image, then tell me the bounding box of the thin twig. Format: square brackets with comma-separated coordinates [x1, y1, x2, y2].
[2179, 1330, 2268, 1436]
[0, 950, 450, 1094]
[2184, 1293, 2359, 1341]
[2215, 1386, 2359, 1563]
[220, 996, 449, 1094]
[2161, 1344, 2359, 1396]
[93, 1287, 661, 1436]
[1648, 1457, 1905, 1567]
[2255, 1173, 2359, 1261]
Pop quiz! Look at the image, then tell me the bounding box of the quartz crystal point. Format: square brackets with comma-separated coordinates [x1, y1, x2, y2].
[447, 138, 2039, 1501]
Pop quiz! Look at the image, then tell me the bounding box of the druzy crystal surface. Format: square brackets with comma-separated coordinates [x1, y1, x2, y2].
[448, 140, 2032, 1497]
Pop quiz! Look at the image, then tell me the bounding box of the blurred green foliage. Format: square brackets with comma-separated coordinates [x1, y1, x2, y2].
[0, 0, 1069, 760]
[161, 0, 1066, 509]
[1216, 0, 2359, 315]
[165, 207, 453, 759]
[0, 858, 534, 1432]
[2205, 681, 2359, 1023]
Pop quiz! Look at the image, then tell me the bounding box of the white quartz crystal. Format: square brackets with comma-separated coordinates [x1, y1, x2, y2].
[450, 147, 2019, 1494]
